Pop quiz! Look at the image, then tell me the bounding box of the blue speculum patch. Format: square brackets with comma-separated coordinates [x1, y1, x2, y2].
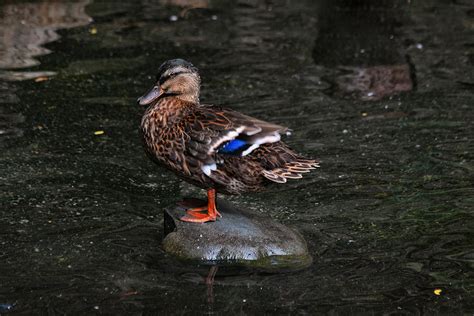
[218, 139, 249, 155]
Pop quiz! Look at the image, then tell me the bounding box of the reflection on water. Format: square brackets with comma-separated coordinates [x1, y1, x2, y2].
[0, 0, 91, 142]
[314, 0, 414, 100]
[158, 0, 209, 10]
[0, 0, 91, 80]
[335, 64, 413, 101]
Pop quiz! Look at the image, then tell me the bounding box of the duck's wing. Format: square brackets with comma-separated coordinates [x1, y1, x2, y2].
[184, 105, 289, 176]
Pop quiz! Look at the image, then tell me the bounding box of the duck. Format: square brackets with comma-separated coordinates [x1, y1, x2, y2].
[138, 59, 319, 223]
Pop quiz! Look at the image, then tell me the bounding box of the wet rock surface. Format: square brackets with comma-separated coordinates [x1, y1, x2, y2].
[163, 200, 312, 270]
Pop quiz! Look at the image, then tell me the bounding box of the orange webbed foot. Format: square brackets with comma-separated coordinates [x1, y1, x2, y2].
[180, 206, 219, 223]
[179, 189, 221, 223]
[180, 212, 217, 223]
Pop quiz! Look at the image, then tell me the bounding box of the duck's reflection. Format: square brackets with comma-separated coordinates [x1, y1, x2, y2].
[314, 0, 414, 100]
[334, 64, 413, 101]
[205, 265, 218, 304]
[0, 0, 92, 80]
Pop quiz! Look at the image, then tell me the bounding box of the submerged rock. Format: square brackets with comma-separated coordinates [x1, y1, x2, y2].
[163, 199, 312, 271]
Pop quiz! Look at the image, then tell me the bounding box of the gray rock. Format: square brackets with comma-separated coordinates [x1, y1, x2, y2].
[163, 199, 312, 271]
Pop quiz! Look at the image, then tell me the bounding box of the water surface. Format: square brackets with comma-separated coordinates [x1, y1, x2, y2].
[1, 0, 473, 314]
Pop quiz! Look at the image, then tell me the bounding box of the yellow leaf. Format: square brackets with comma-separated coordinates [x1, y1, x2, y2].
[90, 27, 98, 35]
[35, 76, 48, 82]
[434, 288, 442, 296]
[94, 130, 105, 135]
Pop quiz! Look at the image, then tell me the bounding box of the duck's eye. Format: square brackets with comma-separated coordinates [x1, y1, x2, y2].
[160, 74, 176, 84]
[158, 71, 188, 85]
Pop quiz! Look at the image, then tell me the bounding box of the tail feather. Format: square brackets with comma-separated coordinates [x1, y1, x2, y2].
[261, 170, 287, 183]
[280, 172, 303, 179]
[262, 159, 319, 183]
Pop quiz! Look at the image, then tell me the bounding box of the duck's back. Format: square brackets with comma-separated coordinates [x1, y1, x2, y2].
[142, 100, 318, 194]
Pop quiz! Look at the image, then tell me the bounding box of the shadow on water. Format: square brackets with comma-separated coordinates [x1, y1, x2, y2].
[1, 0, 473, 314]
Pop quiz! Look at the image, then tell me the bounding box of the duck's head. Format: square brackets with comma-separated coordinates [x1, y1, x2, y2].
[137, 59, 201, 106]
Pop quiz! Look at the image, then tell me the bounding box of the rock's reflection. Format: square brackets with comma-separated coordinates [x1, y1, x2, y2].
[0, 0, 92, 80]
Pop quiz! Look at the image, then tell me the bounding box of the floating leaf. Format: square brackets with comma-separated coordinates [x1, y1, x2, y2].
[34, 76, 48, 82]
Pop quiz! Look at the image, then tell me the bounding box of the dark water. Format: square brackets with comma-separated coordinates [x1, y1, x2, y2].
[1, 0, 473, 314]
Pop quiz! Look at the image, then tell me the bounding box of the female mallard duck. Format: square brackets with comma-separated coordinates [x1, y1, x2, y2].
[138, 59, 319, 223]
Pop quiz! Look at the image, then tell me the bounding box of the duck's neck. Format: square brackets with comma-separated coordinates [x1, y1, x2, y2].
[174, 92, 199, 104]
[143, 97, 195, 129]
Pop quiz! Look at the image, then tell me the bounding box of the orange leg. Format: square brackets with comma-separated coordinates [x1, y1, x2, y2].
[180, 188, 221, 223]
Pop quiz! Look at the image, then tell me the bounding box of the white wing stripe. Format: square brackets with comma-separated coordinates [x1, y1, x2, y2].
[242, 144, 260, 156]
[207, 126, 245, 155]
[242, 132, 281, 156]
[201, 163, 217, 176]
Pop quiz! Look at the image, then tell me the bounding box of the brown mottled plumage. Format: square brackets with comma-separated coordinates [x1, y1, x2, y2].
[138, 59, 319, 222]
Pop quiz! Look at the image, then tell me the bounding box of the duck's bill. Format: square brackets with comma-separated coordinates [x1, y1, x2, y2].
[137, 86, 162, 106]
